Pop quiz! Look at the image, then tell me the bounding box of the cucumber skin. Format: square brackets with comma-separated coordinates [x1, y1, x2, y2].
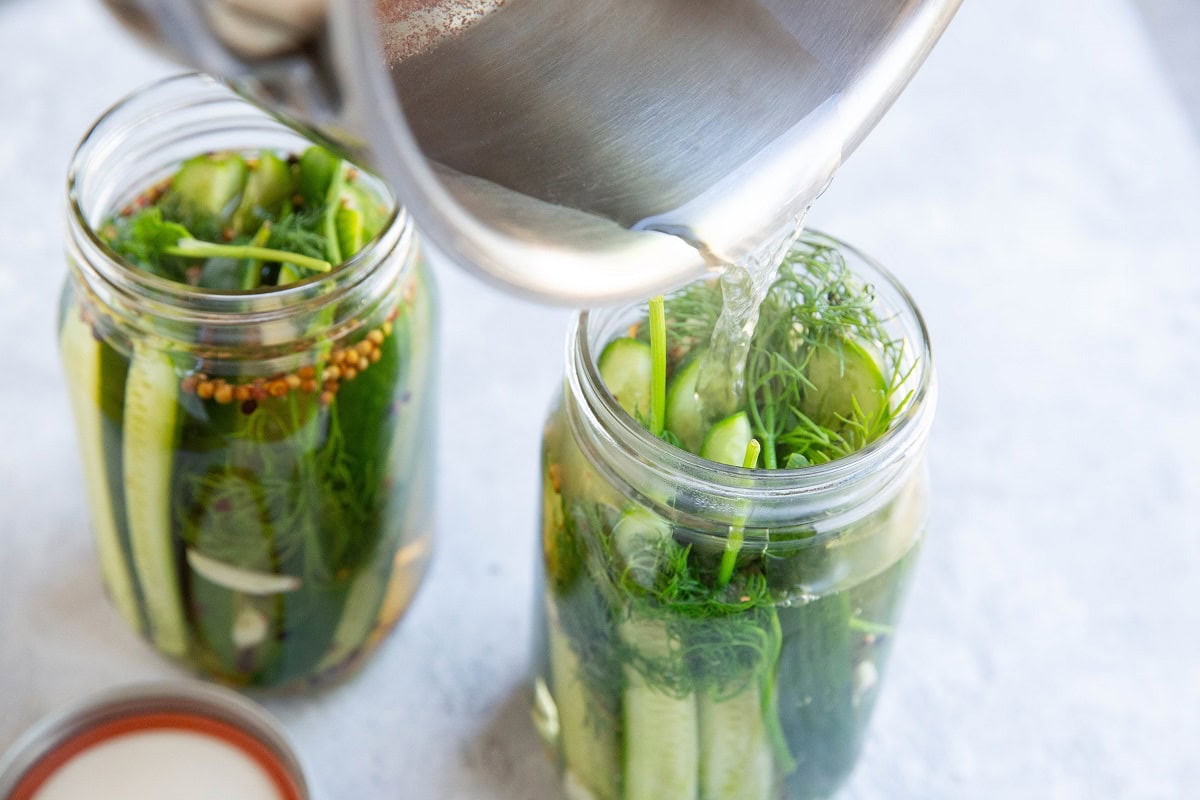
[700, 411, 753, 467]
[620, 618, 700, 800]
[59, 305, 143, 634]
[699, 688, 774, 800]
[799, 340, 887, 431]
[665, 357, 705, 455]
[123, 343, 189, 657]
[598, 338, 653, 419]
[776, 592, 857, 799]
[548, 598, 622, 800]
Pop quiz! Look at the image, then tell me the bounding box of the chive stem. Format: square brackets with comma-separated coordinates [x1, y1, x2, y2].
[716, 438, 760, 587]
[648, 295, 667, 437]
[165, 239, 332, 274]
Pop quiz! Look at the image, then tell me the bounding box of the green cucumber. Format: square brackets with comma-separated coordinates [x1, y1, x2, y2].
[232, 151, 294, 235]
[122, 343, 188, 656]
[665, 355, 705, 454]
[60, 309, 141, 631]
[162, 153, 248, 233]
[700, 411, 753, 467]
[548, 597, 621, 800]
[610, 508, 699, 798]
[799, 339, 887, 430]
[335, 205, 365, 258]
[620, 617, 700, 800]
[298, 146, 339, 207]
[598, 337, 652, 419]
[699, 688, 774, 800]
[344, 180, 390, 242]
[777, 592, 856, 797]
[612, 507, 671, 590]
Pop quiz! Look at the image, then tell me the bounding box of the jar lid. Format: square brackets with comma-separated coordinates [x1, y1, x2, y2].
[0, 683, 307, 800]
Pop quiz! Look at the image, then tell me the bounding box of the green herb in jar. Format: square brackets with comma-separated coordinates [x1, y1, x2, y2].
[537, 235, 925, 800]
[62, 145, 434, 688]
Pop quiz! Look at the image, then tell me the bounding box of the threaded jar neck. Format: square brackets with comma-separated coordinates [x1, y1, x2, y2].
[563, 234, 937, 541]
[64, 73, 415, 348]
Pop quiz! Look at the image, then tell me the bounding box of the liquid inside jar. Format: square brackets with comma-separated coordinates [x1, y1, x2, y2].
[533, 234, 933, 800]
[61, 140, 436, 689]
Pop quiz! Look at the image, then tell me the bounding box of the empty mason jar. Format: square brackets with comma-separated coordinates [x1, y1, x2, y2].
[532, 235, 935, 799]
[59, 75, 436, 690]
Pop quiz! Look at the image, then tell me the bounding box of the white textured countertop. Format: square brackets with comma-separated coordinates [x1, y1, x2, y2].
[1, 0, 1198, 798]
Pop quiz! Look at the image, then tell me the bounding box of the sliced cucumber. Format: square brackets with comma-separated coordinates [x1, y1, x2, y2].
[298, 145, 339, 207]
[123, 343, 188, 656]
[620, 617, 700, 800]
[597, 337, 652, 419]
[700, 411, 753, 467]
[699, 688, 774, 800]
[163, 153, 248, 231]
[665, 355, 705, 454]
[344, 180, 390, 241]
[548, 598, 621, 800]
[612, 507, 671, 590]
[59, 309, 141, 631]
[233, 151, 293, 235]
[799, 339, 887, 430]
[335, 205, 366, 259]
[314, 566, 388, 675]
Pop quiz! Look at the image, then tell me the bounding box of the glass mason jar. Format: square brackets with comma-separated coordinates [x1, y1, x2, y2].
[58, 75, 436, 690]
[532, 237, 935, 800]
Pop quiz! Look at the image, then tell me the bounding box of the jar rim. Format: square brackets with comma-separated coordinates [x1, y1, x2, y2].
[569, 232, 936, 507]
[65, 72, 409, 326]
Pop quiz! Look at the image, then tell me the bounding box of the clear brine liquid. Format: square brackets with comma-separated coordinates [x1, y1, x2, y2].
[694, 213, 809, 426]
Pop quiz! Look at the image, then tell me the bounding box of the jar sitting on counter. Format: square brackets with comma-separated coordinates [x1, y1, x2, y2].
[58, 74, 436, 690]
[532, 235, 936, 800]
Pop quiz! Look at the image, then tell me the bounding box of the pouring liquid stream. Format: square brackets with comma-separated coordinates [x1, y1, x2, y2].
[692, 214, 809, 428]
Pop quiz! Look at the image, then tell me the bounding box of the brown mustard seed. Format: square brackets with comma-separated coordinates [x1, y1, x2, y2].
[319, 391, 335, 406]
[323, 365, 341, 382]
[301, 379, 318, 394]
[343, 367, 358, 382]
[285, 375, 302, 390]
[367, 329, 384, 346]
[382, 321, 393, 337]
[214, 384, 234, 404]
[268, 380, 289, 398]
[369, 349, 382, 364]
[297, 365, 316, 380]
[197, 381, 215, 400]
[356, 340, 373, 357]
[180, 376, 198, 394]
[330, 349, 345, 365]
[241, 399, 258, 415]
[323, 379, 339, 393]
[344, 349, 360, 366]
[235, 385, 253, 403]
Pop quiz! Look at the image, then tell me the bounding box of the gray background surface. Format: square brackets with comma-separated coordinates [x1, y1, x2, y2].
[1, 0, 1198, 798]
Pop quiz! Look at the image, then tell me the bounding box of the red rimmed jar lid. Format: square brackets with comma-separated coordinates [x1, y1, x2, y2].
[0, 683, 308, 800]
